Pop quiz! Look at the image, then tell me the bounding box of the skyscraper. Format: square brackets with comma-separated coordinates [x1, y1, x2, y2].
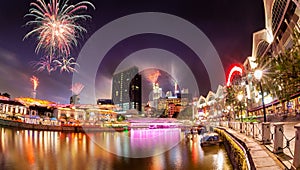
[112, 66, 141, 112]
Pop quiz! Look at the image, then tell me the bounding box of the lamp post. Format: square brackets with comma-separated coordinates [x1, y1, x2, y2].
[226, 105, 231, 121]
[254, 69, 267, 122]
[237, 93, 243, 122]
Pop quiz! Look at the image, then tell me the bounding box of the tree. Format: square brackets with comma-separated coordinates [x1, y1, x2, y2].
[225, 85, 246, 120]
[269, 29, 300, 102]
[2, 92, 10, 99]
[254, 28, 300, 114]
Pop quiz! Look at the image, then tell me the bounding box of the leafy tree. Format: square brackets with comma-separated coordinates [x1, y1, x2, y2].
[225, 85, 246, 120]
[2, 92, 10, 99]
[117, 114, 125, 121]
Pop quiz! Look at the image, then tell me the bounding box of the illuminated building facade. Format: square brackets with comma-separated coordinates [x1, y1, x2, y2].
[0, 100, 28, 117]
[112, 66, 142, 112]
[97, 99, 113, 105]
[246, 0, 300, 116]
[200, 1, 300, 120]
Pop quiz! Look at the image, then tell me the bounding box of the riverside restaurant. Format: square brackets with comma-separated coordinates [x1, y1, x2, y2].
[0, 97, 121, 129]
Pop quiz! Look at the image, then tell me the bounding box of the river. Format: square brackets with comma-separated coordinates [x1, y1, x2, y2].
[0, 127, 232, 170]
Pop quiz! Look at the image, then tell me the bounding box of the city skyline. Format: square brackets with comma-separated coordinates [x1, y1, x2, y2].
[0, 0, 264, 104]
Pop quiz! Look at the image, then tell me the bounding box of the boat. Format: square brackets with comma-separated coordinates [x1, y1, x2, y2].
[200, 132, 223, 147]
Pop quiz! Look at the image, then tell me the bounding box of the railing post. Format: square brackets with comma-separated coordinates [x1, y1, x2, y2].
[240, 122, 243, 133]
[246, 122, 251, 136]
[250, 122, 254, 138]
[253, 122, 258, 139]
[262, 122, 271, 144]
[273, 123, 284, 154]
[292, 123, 300, 170]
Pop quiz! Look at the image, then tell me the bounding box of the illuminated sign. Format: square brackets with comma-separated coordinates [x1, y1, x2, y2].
[226, 64, 243, 86]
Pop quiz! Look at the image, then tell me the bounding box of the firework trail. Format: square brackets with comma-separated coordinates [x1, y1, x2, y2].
[30, 76, 39, 91]
[24, 0, 95, 73]
[70, 82, 84, 95]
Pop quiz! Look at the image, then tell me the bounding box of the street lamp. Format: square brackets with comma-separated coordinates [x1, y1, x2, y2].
[237, 93, 243, 122]
[254, 69, 267, 122]
[226, 105, 231, 120]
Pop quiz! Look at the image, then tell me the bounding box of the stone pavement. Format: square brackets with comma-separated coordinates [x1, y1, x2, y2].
[221, 127, 285, 170]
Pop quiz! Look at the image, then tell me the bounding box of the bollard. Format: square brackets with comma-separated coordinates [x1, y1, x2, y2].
[262, 122, 271, 144]
[292, 123, 300, 170]
[273, 123, 284, 154]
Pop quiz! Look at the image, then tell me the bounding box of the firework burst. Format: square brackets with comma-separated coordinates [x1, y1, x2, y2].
[24, 0, 94, 73]
[53, 56, 79, 73]
[31, 55, 58, 73]
[146, 70, 161, 84]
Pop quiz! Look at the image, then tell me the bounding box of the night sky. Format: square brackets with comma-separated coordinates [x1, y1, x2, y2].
[0, 0, 265, 104]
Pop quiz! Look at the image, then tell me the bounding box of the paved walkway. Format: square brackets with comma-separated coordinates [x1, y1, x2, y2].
[220, 126, 284, 170]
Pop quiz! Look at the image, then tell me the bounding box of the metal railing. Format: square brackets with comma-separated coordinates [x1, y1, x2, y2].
[279, 127, 296, 158]
[220, 121, 300, 169]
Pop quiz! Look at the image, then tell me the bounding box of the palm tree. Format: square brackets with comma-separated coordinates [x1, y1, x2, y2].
[271, 29, 300, 102]
[255, 28, 300, 114]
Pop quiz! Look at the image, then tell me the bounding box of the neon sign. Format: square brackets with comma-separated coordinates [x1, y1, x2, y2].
[226, 65, 243, 86]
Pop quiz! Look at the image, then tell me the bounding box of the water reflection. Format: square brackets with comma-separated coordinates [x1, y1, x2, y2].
[88, 128, 181, 158]
[0, 127, 232, 170]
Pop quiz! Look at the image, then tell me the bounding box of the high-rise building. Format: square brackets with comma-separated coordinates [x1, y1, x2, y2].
[97, 99, 113, 105]
[112, 66, 141, 112]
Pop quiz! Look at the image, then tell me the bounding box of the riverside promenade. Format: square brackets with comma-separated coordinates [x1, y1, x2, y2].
[218, 126, 284, 170]
[219, 121, 300, 170]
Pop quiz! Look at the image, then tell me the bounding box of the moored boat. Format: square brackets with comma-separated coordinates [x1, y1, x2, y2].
[200, 132, 222, 147]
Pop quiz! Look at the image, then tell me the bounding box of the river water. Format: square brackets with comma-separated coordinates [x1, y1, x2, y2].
[0, 127, 232, 170]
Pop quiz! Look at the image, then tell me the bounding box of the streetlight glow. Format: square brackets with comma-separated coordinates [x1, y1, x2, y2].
[254, 69, 263, 80]
[237, 93, 243, 123]
[254, 69, 267, 122]
[237, 93, 243, 101]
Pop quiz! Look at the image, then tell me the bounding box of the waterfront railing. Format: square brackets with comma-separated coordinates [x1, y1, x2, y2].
[220, 121, 300, 170]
